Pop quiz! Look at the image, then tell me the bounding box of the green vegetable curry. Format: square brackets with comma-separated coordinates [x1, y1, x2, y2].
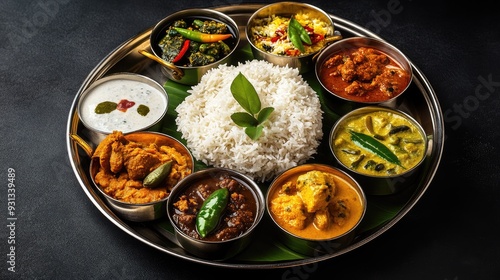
[332, 110, 426, 177]
[158, 18, 235, 66]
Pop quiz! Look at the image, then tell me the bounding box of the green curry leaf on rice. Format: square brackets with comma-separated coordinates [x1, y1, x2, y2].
[257, 106, 274, 123]
[231, 112, 259, 127]
[245, 125, 264, 141]
[230, 72, 274, 140]
[230, 72, 261, 114]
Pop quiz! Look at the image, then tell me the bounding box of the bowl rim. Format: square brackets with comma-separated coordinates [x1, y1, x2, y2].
[166, 167, 266, 244]
[77, 72, 168, 135]
[265, 163, 367, 242]
[329, 105, 429, 178]
[315, 36, 414, 104]
[149, 8, 241, 70]
[245, 1, 335, 59]
[90, 131, 195, 207]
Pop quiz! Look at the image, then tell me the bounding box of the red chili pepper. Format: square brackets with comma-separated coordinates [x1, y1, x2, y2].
[304, 26, 314, 33]
[275, 28, 285, 37]
[302, 26, 324, 45]
[286, 49, 301, 56]
[172, 39, 190, 63]
[271, 28, 285, 43]
[310, 33, 324, 44]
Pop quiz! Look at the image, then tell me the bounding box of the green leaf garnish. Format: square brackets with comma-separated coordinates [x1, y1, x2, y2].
[245, 125, 264, 141]
[230, 72, 261, 115]
[288, 17, 311, 52]
[257, 107, 274, 123]
[349, 130, 404, 168]
[230, 72, 274, 140]
[231, 112, 259, 127]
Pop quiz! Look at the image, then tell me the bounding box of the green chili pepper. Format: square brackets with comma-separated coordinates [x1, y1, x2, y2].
[143, 161, 172, 188]
[173, 27, 232, 43]
[196, 188, 229, 238]
[349, 130, 404, 168]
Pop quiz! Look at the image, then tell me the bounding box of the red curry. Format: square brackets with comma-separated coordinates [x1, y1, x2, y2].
[319, 47, 411, 102]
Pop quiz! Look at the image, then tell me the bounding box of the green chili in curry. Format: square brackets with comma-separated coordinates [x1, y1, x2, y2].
[196, 187, 229, 238]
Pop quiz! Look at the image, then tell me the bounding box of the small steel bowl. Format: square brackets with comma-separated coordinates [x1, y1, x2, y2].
[146, 8, 240, 85]
[315, 37, 413, 115]
[90, 131, 194, 222]
[266, 163, 366, 256]
[77, 72, 168, 146]
[246, 2, 338, 74]
[167, 167, 265, 260]
[329, 106, 429, 195]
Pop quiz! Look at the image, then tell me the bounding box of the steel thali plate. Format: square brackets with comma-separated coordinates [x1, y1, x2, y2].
[66, 4, 444, 268]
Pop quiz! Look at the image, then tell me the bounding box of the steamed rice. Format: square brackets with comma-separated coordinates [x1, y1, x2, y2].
[175, 60, 323, 182]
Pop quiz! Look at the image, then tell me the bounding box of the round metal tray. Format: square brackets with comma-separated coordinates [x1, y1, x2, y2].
[66, 4, 444, 268]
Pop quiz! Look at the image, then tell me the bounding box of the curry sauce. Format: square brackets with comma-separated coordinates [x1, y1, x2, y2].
[269, 169, 364, 240]
[92, 131, 192, 204]
[319, 46, 411, 102]
[332, 110, 426, 176]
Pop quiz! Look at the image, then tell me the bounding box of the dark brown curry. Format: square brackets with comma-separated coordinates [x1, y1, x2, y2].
[171, 172, 257, 241]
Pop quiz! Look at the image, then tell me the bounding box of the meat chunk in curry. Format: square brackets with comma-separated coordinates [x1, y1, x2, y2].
[296, 170, 335, 213]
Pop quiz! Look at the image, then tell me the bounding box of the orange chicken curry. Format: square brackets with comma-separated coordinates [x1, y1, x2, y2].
[92, 131, 192, 204]
[269, 170, 364, 240]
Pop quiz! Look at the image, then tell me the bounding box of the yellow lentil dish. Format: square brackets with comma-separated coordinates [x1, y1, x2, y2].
[269, 170, 364, 240]
[92, 131, 192, 204]
[332, 110, 426, 176]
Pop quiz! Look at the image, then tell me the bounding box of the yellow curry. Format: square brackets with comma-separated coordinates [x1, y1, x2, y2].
[269, 170, 364, 240]
[332, 110, 426, 176]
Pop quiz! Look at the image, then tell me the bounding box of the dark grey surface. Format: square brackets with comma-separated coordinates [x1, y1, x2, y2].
[1, 0, 499, 279]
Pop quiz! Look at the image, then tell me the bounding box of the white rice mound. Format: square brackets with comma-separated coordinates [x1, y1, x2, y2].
[175, 60, 323, 182]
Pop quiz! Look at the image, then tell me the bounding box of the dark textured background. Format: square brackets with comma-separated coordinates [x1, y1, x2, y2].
[1, 0, 499, 279]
